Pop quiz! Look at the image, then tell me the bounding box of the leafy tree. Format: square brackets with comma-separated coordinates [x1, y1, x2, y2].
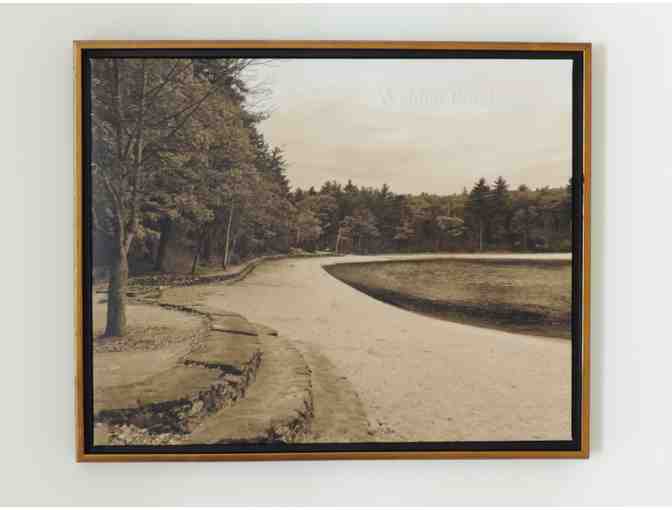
[294, 208, 322, 249]
[351, 208, 380, 253]
[393, 214, 416, 252]
[91, 57, 259, 336]
[436, 216, 466, 249]
[92, 59, 201, 336]
[335, 216, 354, 254]
[511, 207, 539, 251]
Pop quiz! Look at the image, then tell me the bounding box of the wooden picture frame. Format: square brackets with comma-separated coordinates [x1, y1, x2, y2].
[75, 40, 591, 461]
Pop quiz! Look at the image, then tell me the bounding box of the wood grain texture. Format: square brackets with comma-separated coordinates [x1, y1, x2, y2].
[74, 41, 86, 462]
[581, 43, 592, 459]
[73, 40, 591, 51]
[74, 40, 591, 462]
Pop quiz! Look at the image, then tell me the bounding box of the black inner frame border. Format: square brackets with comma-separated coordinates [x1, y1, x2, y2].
[81, 47, 585, 456]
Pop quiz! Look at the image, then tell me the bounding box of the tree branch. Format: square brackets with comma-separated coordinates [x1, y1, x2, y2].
[92, 206, 114, 238]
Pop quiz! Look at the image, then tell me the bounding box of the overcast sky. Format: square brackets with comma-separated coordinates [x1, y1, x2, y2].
[253, 58, 572, 195]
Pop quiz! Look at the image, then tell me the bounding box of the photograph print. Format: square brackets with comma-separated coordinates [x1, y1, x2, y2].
[75, 42, 590, 460]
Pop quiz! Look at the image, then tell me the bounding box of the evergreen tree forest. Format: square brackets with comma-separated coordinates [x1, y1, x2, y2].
[91, 57, 573, 337]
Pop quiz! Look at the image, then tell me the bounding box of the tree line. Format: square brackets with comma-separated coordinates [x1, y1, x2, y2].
[91, 57, 572, 338]
[289, 177, 572, 255]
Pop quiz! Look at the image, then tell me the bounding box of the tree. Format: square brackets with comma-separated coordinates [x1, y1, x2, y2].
[393, 221, 415, 252]
[91, 58, 258, 336]
[335, 216, 354, 254]
[370, 183, 400, 252]
[464, 178, 492, 252]
[342, 179, 359, 218]
[351, 208, 380, 253]
[490, 176, 512, 248]
[436, 216, 466, 249]
[511, 206, 539, 251]
[92, 59, 176, 336]
[317, 181, 344, 249]
[293, 207, 322, 249]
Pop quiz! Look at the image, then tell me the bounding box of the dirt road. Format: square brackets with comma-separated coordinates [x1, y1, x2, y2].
[201, 254, 572, 442]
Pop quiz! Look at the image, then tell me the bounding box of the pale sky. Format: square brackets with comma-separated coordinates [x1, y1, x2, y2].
[253, 58, 572, 195]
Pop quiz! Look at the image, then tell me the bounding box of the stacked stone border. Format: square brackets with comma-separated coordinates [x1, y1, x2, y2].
[95, 254, 316, 446]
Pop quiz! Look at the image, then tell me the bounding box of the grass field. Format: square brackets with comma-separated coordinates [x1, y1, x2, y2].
[324, 258, 572, 339]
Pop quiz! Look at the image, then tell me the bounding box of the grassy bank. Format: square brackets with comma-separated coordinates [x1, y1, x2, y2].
[324, 258, 572, 339]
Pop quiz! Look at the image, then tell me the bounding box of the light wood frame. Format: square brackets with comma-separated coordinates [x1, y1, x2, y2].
[74, 40, 591, 462]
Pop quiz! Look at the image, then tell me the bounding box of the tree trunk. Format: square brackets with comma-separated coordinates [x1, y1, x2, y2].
[479, 220, 484, 252]
[104, 61, 145, 337]
[191, 250, 200, 275]
[104, 238, 129, 337]
[335, 228, 342, 254]
[154, 218, 172, 272]
[286, 217, 291, 252]
[203, 228, 212, 263]
[191, 233, 204, 275]
[103, 61, 130, 338]
[223, 201, 235, 269]
[229, 236, 238, 265]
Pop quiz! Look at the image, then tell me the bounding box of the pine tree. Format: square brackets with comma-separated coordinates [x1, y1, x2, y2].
[491, 176, 512, 248]
[464, 178, 493, 252]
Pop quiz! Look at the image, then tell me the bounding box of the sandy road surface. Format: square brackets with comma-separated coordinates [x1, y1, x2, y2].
[201, 254, 572, 442]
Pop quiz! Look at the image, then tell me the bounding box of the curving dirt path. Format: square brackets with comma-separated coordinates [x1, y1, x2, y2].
[200, 254, 572, 442]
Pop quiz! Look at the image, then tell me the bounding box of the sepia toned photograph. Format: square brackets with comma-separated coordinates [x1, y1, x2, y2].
[76, 42, 590, 460]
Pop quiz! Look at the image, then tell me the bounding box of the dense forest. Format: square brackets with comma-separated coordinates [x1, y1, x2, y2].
[91, 57, 572, 337]
[288, 178, 572, 255]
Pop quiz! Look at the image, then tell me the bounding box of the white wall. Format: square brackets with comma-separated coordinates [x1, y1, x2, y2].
[0, 3, 669, 506]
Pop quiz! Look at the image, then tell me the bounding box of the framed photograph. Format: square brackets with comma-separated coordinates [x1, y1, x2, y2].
[75, 41, 591, 461]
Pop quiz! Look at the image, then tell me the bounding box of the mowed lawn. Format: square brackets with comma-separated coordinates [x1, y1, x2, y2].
[324, 258, 572, 339]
